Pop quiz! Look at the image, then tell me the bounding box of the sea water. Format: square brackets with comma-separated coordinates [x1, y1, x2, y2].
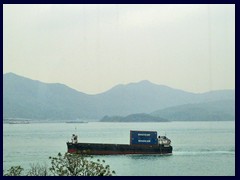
[3, 121, 235, 176]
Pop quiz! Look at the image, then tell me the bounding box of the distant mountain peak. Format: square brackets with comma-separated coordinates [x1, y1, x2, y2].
[4, 72, 18, 76]
[125, 80, 157, 87]
[138, 80, 152, 84]
[4, 72, 36, 81]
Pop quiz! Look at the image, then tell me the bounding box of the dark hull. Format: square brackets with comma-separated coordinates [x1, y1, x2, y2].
[67, 142, 172, 155]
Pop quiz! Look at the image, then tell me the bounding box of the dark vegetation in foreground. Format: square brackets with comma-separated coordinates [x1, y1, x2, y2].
[3, 152, 115, 176]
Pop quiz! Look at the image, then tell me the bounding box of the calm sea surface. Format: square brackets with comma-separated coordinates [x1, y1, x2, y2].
[3, 121, 235, 176]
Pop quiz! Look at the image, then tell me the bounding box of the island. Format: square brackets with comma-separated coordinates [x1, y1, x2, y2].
[100, 113, 169, 122]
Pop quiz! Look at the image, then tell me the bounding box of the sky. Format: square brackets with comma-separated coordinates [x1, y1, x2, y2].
[3, 4, 235, 94]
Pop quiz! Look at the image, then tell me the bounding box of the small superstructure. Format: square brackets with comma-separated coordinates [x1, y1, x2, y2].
[158, 136, 171, 147]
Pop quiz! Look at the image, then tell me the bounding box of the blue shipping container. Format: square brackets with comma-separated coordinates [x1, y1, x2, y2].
[130, 130, 158, 145]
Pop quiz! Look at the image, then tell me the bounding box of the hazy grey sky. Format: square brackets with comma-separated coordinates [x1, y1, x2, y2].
[3, 4, 235, 94]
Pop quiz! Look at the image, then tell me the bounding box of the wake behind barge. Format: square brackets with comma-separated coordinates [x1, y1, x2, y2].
[67, 130, 172, 155]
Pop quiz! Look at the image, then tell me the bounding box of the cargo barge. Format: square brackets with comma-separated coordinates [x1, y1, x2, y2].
[67, 130, 172, 155]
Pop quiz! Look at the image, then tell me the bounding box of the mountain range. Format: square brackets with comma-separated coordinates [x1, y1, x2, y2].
[3, 73, 235, 121]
